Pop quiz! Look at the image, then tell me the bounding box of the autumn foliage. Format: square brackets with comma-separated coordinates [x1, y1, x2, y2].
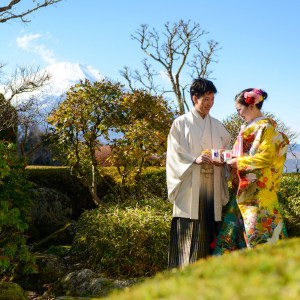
[47, 79, 123, 206]
[47, 79, 177, 203]
[109, 90, 176, 200]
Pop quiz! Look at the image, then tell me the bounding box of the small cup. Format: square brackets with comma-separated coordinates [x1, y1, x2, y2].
[211, 149, 222, 163]
[223, 150, 232, 162]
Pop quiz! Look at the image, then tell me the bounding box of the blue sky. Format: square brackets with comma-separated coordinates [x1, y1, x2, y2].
[1, 0, 300, 142]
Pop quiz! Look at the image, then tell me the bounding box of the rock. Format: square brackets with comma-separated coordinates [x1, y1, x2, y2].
[33, 221, 77, 250]
[0, 282, 28, 300]
[51, 269, 138, 298]
[27, 187, 73, 240]
[16, 253, 66, 292]
[112, 278, 141, 289]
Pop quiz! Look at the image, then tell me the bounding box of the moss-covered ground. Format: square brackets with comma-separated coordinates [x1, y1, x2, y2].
[102, 237, 300, 300]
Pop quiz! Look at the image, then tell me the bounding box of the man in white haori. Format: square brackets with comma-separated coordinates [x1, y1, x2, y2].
[167, 78, 231, 269]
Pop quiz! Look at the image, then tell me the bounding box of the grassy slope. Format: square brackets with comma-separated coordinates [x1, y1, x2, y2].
[103, 237, 300, 300]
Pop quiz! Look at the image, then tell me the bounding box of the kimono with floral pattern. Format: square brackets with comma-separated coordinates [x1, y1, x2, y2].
[214, 118, 288, 255]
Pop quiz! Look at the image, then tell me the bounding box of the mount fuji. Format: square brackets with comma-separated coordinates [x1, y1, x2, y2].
[44, 62, 104, 97]
[16, 62, 105, 111]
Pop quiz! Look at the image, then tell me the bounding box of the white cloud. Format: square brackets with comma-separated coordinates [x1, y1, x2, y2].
[16, 33, 41, 49]
[16, 33, 56, 64]
[159, 70, 171, 83]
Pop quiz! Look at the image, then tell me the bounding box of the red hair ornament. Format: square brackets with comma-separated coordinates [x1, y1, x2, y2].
[244, 89, 263, 104]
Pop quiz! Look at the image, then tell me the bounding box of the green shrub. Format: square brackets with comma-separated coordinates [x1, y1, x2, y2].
[278, 173, 300, 237]
[140, 169, 167, 200]
[0, 142, 36, 278]
[105, 237, 300, 300]
[72, 197, 172, 278]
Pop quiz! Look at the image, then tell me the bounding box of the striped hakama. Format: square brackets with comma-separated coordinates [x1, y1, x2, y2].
[168, 171, 221, 269]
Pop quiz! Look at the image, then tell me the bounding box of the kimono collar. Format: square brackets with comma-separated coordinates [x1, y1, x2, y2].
[246, 116, 265, 128]
[191, 107, 210, 123]
[244, 118, 278, 137]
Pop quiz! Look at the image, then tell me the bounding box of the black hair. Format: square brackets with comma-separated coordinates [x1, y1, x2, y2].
[235, 88, 268, 110]
[190, 78, 217, 105]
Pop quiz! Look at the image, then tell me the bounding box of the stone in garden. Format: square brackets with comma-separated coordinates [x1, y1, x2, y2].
[28, 187, 73, 240]
[51, 268, 138, 298]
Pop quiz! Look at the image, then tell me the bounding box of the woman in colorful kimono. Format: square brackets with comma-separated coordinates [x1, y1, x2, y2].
[213, 88, 289, 255]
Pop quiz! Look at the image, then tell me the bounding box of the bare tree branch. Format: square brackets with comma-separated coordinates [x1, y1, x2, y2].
[0, 64, 53, 166]
[4, 65, 51, 101]
[0, 0, 63, 23]
[188, 40, 221, 79]
[120, 66, 135, 92]
[130, 19, 220, 114]
[120, 59, 160, 94]
[1, 65, 51, 132]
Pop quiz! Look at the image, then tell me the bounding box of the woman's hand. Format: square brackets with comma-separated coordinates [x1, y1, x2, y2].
[194, 154, 213, 165]
[226, 158, 237, 168]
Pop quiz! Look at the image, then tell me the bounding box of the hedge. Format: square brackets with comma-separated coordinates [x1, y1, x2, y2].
[277, 173, 300, 237]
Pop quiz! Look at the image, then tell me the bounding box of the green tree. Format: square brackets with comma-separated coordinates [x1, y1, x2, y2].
[222, 112, 245, 148]
[47, 79, 123, 206]
[0, 142, 36, 278]
[109, 90, 177, 201]
[0, 93, 17, 143]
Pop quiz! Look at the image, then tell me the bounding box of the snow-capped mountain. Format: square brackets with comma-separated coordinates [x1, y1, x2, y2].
[6, 62, 104, 111]
[43, 62, 104, 98]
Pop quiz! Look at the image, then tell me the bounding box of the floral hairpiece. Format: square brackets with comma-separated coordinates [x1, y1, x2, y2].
[244, 89, 263, 104]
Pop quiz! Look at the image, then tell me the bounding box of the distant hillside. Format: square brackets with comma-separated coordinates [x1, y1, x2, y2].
[284, 159, 299, 173]
[285, 144, 300, 173]
[287, 143, 300, 159]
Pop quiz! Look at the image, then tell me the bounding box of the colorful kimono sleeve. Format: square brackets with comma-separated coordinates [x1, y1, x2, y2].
[237, 123, 277, 173]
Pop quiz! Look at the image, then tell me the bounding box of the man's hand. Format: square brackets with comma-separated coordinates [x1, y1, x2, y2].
[212, 161, 225, 166]
[194, 154, 213, 165]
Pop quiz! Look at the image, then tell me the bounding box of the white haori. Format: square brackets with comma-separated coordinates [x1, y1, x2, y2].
[166, 107, 231, 221]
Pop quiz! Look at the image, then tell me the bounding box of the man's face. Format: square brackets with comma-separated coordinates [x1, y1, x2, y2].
[192, 92, 214, 118]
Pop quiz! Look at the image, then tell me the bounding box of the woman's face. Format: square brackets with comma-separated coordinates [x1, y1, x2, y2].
[235, 101, 252, 122]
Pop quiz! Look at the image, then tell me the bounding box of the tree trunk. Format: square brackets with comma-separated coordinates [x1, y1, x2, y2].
[176, 93, 185, 115]
[135, 158, 145, 201]
[92, 164, 97, 197]
[120, 176, 126, 202]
